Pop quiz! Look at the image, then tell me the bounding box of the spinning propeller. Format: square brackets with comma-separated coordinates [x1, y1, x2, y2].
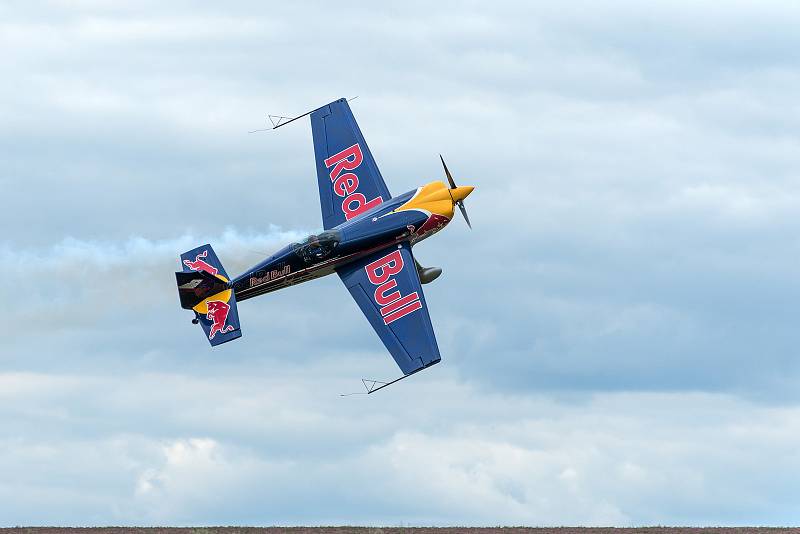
[440, 155, 473, 229]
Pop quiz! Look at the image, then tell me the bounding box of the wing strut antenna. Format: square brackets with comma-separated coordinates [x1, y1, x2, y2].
[249, 96, 359, 133]
[339, 359, 436, 396]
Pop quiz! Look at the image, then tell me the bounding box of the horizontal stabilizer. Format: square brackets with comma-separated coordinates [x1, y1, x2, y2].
[180, 245, 230, 279]
[194, 291, 242, 346]
[176, 243, 243, 347]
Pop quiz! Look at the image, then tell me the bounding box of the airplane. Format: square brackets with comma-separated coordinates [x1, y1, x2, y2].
[175, 98, 474, 393]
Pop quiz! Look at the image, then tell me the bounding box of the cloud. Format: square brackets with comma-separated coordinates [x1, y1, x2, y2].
[3, 228, 306, 333]
[2, 0, 800, 526]
[1, 369, 799, 526]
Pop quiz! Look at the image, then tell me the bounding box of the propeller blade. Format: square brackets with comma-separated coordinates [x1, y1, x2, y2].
[458, 200, 472, 229]
[440, 155, 472, 228]
[440, 154, 457, 189]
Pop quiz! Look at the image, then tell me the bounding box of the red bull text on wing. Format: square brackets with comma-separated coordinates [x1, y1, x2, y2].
[324, 143, 383, 221]
[365, 249, 422, 325]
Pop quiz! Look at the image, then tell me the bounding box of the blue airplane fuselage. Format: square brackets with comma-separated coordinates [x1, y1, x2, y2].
[231, 188, 434, 301]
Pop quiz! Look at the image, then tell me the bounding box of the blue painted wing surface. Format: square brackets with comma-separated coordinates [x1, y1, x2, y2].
[179, 244, 230, 279]
[311, 99, 392, 230]
[336, 243, 441, 375]
[196, 293, 242, 347]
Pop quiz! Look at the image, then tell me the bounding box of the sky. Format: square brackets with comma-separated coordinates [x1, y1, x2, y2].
[2, 0, 800, 526]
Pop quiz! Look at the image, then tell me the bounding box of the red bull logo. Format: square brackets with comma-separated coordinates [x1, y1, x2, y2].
[324, 143, 383, 221]
[206, 300, 234, 339]
[365, 249, 422, 325]
[249, 264, 291, 288]
[183, 250, 218, 276]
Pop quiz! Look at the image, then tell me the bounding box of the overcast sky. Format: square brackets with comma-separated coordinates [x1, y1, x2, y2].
[2, 0, 800, 526]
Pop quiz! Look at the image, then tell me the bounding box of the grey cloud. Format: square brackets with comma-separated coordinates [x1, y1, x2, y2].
[3, 0, 800, 525]
[1, 371, 799, 525]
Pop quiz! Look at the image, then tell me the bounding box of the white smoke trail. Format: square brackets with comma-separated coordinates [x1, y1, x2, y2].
[1, 225, 309, 275]
[2, 226, 310, 329]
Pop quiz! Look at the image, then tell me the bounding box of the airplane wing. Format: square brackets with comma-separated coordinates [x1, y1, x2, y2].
[336, 242, 441, 375]
[311, 98, 392, 230]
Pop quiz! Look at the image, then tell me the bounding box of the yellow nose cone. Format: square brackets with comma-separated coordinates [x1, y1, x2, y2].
[450, 185, 474, 203]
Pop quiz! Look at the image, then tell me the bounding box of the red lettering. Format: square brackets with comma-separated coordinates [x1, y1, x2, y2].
[380, 292, 419, 316]
[324, 144, 363, 181]
[374, 279, 401, 306]
[383, 299, 423, 325]
[342, 193, 382, 221]
[364, 248, 422, 323]
[366, 250, 404, 285]
[324, 143, 385, 219]
[333, 172, 359, 197]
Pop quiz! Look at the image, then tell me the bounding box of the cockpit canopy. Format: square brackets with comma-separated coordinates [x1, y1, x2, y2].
[292, 230, 341, 263]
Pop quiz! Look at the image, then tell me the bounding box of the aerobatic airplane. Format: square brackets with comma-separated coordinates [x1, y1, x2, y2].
[175, 98, 474, 392]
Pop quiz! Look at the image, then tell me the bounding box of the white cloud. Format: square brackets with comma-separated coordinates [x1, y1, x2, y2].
[2, 228, 306, 327]
[1, 369, 799, 525]
[3, 0, 800, 526]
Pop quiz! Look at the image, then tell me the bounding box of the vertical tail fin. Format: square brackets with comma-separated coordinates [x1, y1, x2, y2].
[176, 244, 242, 346]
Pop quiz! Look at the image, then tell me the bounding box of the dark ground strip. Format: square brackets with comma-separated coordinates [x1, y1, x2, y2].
[1, 528, 799, 534]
